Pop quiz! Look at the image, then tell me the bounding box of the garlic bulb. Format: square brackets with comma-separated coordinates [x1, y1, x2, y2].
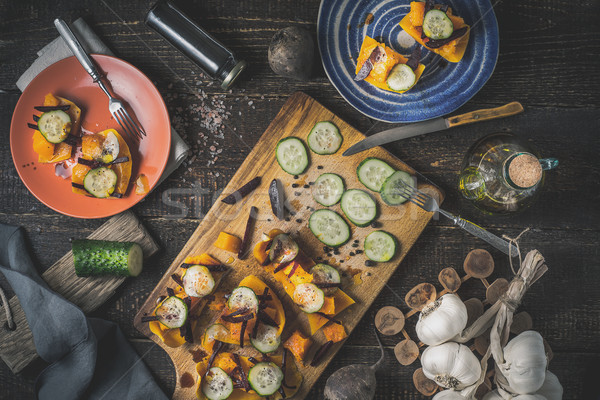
[416, 293, 468, 346]
[535, 371, 563, 400]
[483, 390, 547, 400]
[497, 331, 547, 394]
[433, 390, 467, 399]
[421, 342, 481, 390]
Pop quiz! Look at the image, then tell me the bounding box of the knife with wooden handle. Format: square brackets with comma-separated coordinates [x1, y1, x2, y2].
[343, 102, 524, 156]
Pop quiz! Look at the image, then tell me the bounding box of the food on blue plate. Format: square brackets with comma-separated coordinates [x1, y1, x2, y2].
[355, 36, 425, 93]
[399, 0, 470, 63]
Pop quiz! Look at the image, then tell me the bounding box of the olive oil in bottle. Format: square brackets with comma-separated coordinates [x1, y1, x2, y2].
[458, 132, 558, 215]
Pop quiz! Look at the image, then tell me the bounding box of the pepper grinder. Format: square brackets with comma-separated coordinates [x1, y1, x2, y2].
[146, 0, 247, 89]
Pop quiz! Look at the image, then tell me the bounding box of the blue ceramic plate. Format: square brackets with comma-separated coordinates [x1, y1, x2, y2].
[317, 0, 499, 122]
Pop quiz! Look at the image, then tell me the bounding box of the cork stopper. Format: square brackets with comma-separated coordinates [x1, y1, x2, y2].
[508, 153, 542, 188]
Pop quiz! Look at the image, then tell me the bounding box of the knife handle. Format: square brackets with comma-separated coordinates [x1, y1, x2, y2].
[447, 102, 524, 128]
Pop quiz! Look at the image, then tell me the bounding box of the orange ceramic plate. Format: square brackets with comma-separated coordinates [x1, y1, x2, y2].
[10, 55, 171, 218]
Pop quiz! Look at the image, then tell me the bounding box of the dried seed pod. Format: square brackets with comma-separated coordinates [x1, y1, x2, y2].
[464, 298, 484, 328]
[438, 267, 461, 292]
[375, 306, 405, 335]
[394, 339, 419, 366]
[463, 249, 494, 279]
[485, 278, 509, 303]
[510, 312, 533, 335]
[405, 283, 437, 311]
[413, 367, 438, 396]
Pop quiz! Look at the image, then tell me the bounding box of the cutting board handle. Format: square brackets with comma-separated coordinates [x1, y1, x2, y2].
[447, 102, 524, 128]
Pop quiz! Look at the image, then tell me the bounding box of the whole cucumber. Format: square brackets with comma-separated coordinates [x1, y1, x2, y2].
[72, 239, 143, 277]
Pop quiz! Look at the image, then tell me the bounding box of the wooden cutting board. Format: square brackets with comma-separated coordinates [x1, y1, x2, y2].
[134, 92, 443, 399]
[0, 211, 159, 373]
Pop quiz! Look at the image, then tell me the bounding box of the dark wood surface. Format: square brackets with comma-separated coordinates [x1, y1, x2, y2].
[1, 0, 599, 399]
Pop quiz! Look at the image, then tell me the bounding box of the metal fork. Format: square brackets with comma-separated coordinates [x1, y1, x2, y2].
[394, 180, 518, 257]
[54, 19, 146, 140]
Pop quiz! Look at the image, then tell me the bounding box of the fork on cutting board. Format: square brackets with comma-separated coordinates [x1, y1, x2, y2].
[397, 180, 519, 257]
[54, 19, 146, 140]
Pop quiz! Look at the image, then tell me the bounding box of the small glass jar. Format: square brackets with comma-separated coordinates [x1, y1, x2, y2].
[146, 0, 247, 89]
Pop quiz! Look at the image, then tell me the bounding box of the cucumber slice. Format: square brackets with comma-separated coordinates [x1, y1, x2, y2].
[380, 170, 415, 205]
[387, 64, 417, 92]
[251, 324, 281, 354]
[100, 131, 120, 163]
[202, 323, 230, 347]
[155, 296, 188, 329]
[182, 265, 215, 298]
[423, 9, 454, 40]
[202, 367, 234, 400]
[37, 110, 71, 143]
[312, 173, 345, 206]
[72, 239, 143, 277]
[83, 167, 118, 198]
[248, 362, 284, 396]
[309, 209, 351, 247]
[276, 137, 309, 175]
[340, 189, 377, 227]
[364, 231, 397, 262]
[307, 121, 343, 155]
[293, 283, 325, 313]
[357, 158, 395, 192]
[269, 234, 299, 264]
[228, 286, 259, 313]
[310, 263, 341, 296]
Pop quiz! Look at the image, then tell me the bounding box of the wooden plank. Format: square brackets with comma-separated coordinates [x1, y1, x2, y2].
[0, 211, 159, 373]
[134, 92, 444, 398]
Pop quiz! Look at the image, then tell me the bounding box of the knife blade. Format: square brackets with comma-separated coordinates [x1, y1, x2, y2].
[343, 102, 524, 156]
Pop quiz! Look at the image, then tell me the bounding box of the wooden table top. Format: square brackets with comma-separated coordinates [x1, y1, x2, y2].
[1, 0, 598, 399]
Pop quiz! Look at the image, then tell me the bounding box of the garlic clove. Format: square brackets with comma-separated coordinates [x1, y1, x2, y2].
[497, 330, 548, 394]
[421, 342, 481, 390]
[483, 390, 547, 400]
[433, 390, 467, 399]
[535, 371, 563, 400]
[416, 293, 468, 346]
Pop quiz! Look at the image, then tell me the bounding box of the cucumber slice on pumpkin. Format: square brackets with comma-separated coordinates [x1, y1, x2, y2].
[357, 158, 395, 192]
[202, 367, 234, 400]
[293, 283, 325, 314]
[269, 233, 299, 264]
[227, 286, 259, 313]
[307, 121, 343, 155]
[155, 296, 188, 329]
[83, 167, 117, 198]
[310, 263, 341, 296]
[251, 324, 281, 354]
[37, 110, 71, 143]
[276, 137, 309, 175]
[248, 362, 284, 396]
[309, 209, 351, 247]
[423, 9, 454, 40]
[380, 170, 415, 205]
[340, 189, 377, 227]
[387, 64, 417, 92]
[312, 173, 345, 206]
[182, 265, 215, 298]
[202, 323, 230, 347]
[364, 231, 397, 262]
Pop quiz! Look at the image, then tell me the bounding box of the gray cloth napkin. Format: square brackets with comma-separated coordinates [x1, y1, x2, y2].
[0, 224, 168, 400]
[16, 18, 189, 186]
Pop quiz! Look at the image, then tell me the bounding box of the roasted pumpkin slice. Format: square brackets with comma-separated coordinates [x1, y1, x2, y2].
[355, 36, 425, 93]
[399, 1, 470, 63]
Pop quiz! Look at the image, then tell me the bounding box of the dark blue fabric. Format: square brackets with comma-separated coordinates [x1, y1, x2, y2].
[0, 224, 168, 400]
